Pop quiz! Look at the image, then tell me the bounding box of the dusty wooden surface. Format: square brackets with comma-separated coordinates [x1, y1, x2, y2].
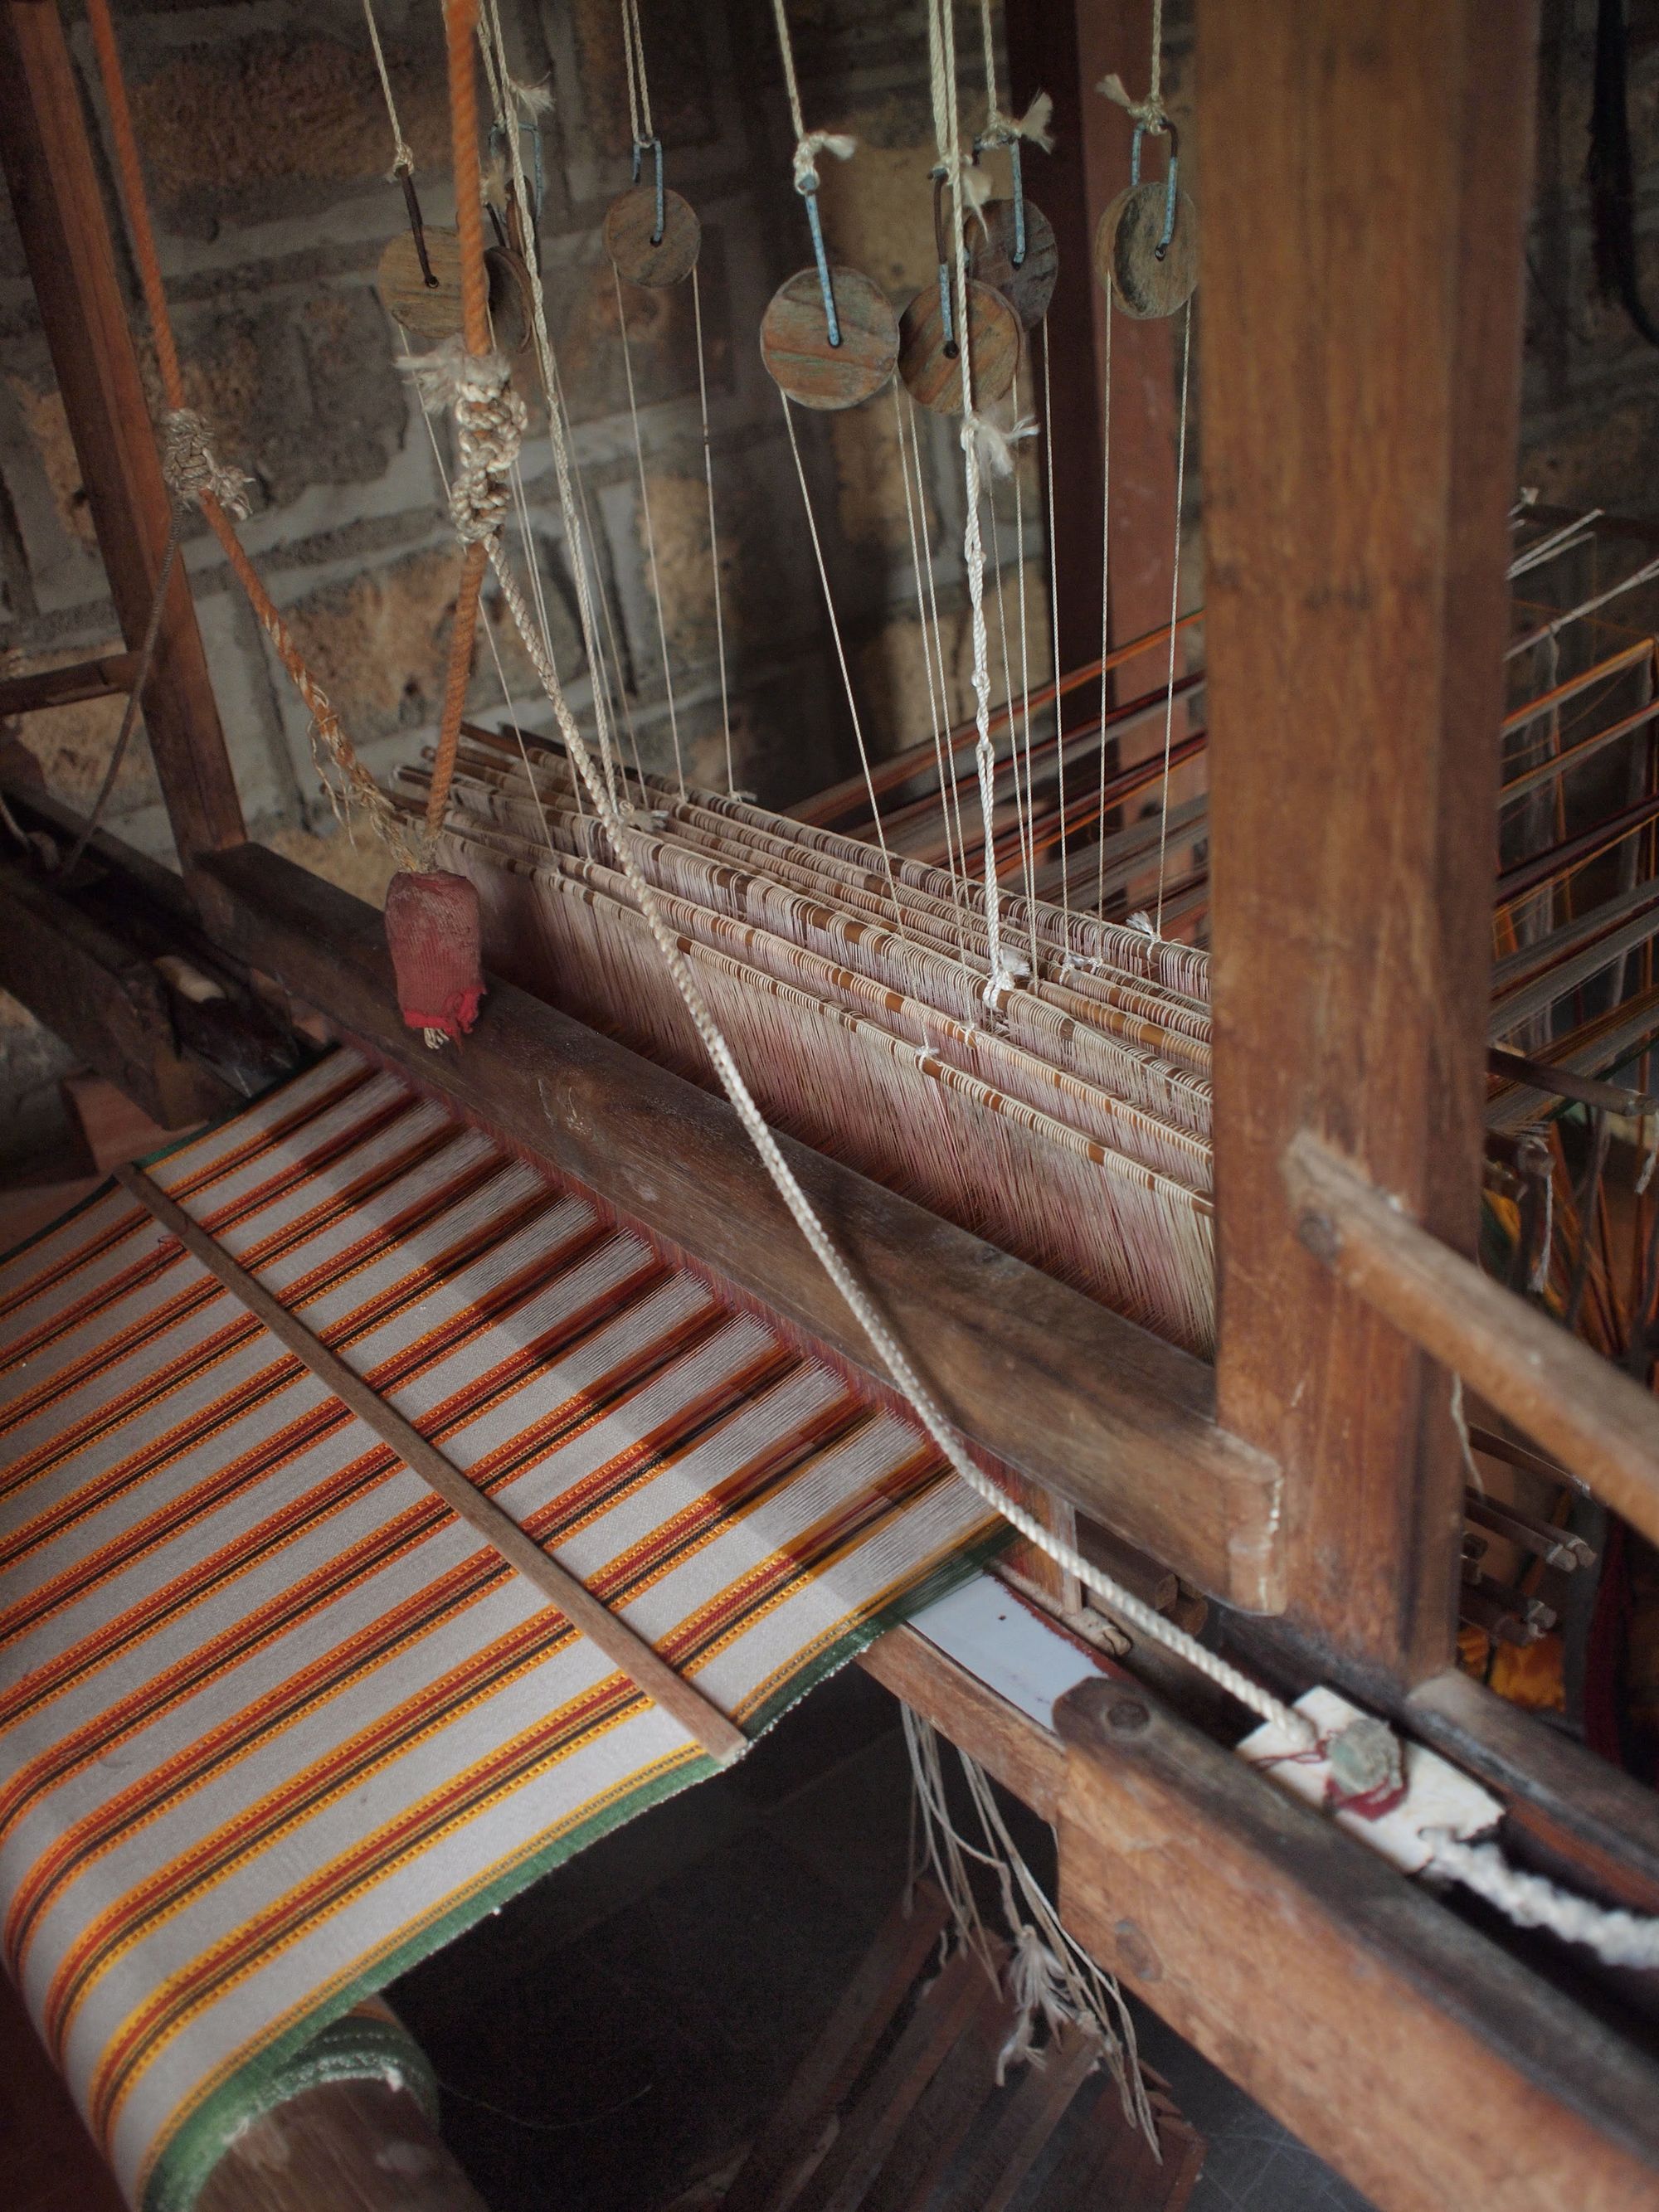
[1095, 181, 1198, 321]
[0, 0, 244, 871]
[197, 841, 1284, 1607]
[897, 278, 1021, 414]
[604, 182, 701, 285]
[1201, 0, 1538, 1685]
[196, 2081, 488, 2212]
[967, 197, 1059, 330]
[761, 267, 899, 411]
[1056, 1675, 1659, 2212]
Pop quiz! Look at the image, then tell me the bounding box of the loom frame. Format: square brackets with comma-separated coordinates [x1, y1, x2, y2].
[8, 0, 1659, 2206]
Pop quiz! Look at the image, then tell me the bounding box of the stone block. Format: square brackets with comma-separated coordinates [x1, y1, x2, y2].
[125, 23, 451, 235]
[854, 557, 1050, 761]
[1521, 382, 1659, 514]
[543, 226, 727, 424]
[814, 94, 936, 300]
[567, 0, 716, 163]
[830, 399, 932, 552]
[283, 545, 466, 754]
[265, 820, 398, 911]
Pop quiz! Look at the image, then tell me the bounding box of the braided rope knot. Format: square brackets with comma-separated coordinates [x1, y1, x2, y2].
[160, 408, 252, 519]
[403, 340, 526, 547]
[976, 92, 1055, 154]
[791, 129, 855, 195]
[1097, 71, 1168, 135]
[961, 410, 1035, 483]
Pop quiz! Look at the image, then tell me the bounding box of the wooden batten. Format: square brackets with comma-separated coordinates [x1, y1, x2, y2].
[1200, 0, 1539, 1686]
[0, 0, 243, 872]
[1056, 1677, 1659, 2212]
[197, 840, 1285, 1611]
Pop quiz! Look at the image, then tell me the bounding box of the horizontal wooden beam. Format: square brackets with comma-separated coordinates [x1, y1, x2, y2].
[1285, 1128, 1659, 1546]
[195, 841, 1283, 1610]
[0, 651, 139, 718]
[0, 858, 232, 1127]
[1056, 1675, 1659, 2212]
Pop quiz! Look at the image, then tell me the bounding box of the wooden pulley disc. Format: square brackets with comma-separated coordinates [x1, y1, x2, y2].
[1093, 182, 1198, 319]
[603, 185, 702, 286]
[966, 199, 1058, 331]
[377, 227, 465, 342]
[484, 245, 534, 353]
[760, 266, 900, 411]
[898, 278, 1021, 416]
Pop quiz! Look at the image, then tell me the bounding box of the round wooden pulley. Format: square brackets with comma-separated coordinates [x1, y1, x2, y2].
[967, 198, 1058, 331]
[1094, 182, 1198, 319]
[898, 278, 1021, 415]
[603, 184, 702, 287]
[760, 266, 900, 411]
[377, 228, 465, 342]
[484, 245, 535, 352]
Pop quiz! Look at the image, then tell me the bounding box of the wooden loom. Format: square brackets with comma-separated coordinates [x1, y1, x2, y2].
[7, 0, 1659, 2208]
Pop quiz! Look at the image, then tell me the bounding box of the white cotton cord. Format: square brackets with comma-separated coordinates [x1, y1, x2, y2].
[893, 385, 970, 959]
[485, 526, 1306, 1744]
[399, 328, 557, 856]
[974, 0, 1053, 154]
[907, 400, 974, 918]
[1039, 321, 1072, 947]
[691, 267, 736, 793]
[361, 0, 415, 177]
[1428, 1831, 1659, 1969]
[480, 0, 625, 810]
[928, 0, 1007, 1010]
[1151, 300, 1192, 938]
[613, 265, 686, 799]
[1098, 0, 1166, 134]
[902, 1708, 1156, 2142]
[780, 391, 908, 941]
[769, 0, 857, 190]
[1095, 294, 1113, 916]
[1013, 464, 1041, 973]
[621, 0, 653, 147]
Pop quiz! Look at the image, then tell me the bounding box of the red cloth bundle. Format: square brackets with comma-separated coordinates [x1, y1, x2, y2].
[384, 869, 485, 1040]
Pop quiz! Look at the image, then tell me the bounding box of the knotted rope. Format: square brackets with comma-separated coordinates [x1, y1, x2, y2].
[975, 0, 1053, 155]
[1098, 0, 1169, 134]
[768, 0, 856, 192]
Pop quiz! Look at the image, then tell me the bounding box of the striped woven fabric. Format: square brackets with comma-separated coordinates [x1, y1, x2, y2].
[0, 1047, 1001, 2211]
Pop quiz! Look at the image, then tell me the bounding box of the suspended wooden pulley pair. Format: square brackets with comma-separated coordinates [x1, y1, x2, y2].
[759, 177, 1057, 416]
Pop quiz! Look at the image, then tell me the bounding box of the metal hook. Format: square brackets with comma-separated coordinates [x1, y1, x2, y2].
[1130, 119, 1180, 261]
[931, 168, 957, 357]
[974, 128, 1027, 267]
[795, 168, 841, 347]
[395, 164, 440, 290]
[631, 135, 665, 246]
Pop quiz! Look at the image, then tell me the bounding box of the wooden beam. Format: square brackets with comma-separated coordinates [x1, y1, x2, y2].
[0, 0, 242, 871]
[1284, 1128, 1659, 1551]
[0, 650, 139, 718]
[195, 2078, 489, 2212]
[1056, 1675, 1659, 2212]
[196, 840, 1284, 1610]
[1200, 0, 1538, 1685]
[0, 858, 231, 1127]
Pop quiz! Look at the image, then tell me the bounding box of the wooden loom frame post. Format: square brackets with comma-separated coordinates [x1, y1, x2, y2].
[0, 0, 243, 875]
[1199, 0, 1538, 1688]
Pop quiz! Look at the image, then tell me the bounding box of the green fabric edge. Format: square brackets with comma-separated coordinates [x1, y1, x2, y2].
[143, 1522, 1008, 2212]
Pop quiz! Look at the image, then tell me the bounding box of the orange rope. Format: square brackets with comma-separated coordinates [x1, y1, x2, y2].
[82, 0, 410, 857]
[426, 0, 490, 848]
[84, 0, 183, 411]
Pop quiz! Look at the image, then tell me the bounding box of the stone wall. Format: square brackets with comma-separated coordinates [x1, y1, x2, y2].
[3, 0, 1659, 1151]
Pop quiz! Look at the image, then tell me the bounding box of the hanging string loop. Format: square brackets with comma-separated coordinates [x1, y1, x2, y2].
[1131, 119, 1181, 260]
[1098, 0, 1170, 137]
[770, 0, 856, 343]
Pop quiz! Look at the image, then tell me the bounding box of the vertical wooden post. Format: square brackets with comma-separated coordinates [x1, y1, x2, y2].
[1200, 2, 1537, 1684]
[0, 0, 243, 873]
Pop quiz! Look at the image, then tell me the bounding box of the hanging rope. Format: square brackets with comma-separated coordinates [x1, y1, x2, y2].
[769, 0, 858, 192]
[82, 0, 414, 864]
[1152, 300, 1193, 936]
[1097, 0, 1169, 135]
[975, 0, 1053, 155]
[360, 0, 416, 177]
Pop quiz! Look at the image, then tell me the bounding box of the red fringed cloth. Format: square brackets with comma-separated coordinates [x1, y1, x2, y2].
[384, 869, 484, 1041]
